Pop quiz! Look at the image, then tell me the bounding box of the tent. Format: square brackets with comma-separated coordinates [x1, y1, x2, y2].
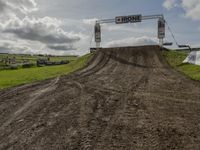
[183, 51, 200, 66]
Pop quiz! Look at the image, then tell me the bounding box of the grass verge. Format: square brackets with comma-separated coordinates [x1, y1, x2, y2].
[163, 50, 200, 81]
[0, 53, 93, 89]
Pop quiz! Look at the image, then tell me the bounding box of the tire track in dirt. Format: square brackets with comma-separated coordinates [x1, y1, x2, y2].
[1, 45, 200, 150]
[0, 77, 59, 131]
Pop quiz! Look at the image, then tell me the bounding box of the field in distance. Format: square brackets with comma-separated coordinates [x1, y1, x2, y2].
[0, 53, 93, 89]
[0, 53, 78, 70]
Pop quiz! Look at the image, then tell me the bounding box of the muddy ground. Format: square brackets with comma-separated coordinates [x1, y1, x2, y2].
[0, 45, 200, 150]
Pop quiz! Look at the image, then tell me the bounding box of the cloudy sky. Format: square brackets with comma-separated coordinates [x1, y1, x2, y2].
[0, 0, 200, 55]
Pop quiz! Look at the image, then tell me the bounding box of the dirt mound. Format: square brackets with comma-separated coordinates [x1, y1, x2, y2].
[1, 45, 200, 150]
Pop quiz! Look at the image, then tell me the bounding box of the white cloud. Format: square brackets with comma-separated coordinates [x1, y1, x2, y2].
[47, 44, 76, 51]
[163, 0, 178, 10]
[7, 0, 38, 14]
[0, 0, 38, 17]
[0, 0, 89, 54]
[163, 0, 200, 20]
[181, 0, 200, 20]
[0, 16, 81, 51]
[83, 18, 98, 26]
[102, 24, 155, 35]
[105, 36, 157, 47]
[0, 41, 32, 54]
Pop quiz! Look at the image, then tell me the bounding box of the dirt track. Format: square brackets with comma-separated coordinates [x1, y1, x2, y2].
[0, 45, 200, 150]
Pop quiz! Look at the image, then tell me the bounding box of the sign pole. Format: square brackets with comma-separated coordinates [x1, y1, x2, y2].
[95, 22, 101, 48]
[159, 39, 164, 46]
[158, 18, 165, 47]
[96, 42, 100, 48]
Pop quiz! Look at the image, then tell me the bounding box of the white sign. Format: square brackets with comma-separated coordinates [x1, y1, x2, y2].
[115, 15, 142, 24]
[95, 23, 101, 42]
[158, 19, 165, 39]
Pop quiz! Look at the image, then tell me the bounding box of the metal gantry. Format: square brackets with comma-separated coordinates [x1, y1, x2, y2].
[94, 14, 165, 48]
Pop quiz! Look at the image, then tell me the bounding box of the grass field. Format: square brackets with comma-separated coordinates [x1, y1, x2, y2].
[163, 50, 200, 81]
[1, 50, 199, 89]
[0, 53, 93, 89]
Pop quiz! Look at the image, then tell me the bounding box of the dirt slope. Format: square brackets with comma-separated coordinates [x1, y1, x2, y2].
[0, 45, 200, 150]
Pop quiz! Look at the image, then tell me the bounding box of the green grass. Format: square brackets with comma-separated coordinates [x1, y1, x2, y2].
[163, 50, 200, 81]
[0, 53, 93, 89]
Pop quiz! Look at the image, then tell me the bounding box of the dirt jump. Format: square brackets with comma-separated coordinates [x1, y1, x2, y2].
[0, 45, 200, 150]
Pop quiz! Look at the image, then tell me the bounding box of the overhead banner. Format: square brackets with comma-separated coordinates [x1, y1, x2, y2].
[115, 15, 142, 24]
[95, 23, 101, 43]
[158, 19, 165, 39]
